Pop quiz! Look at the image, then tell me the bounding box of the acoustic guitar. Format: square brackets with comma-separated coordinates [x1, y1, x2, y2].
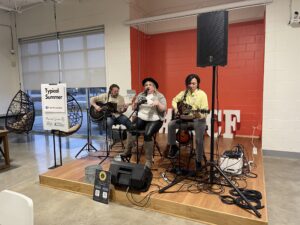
[89, 102, 117, 122]
[176, 102, 210, 120]
[90, 102, 133, 122]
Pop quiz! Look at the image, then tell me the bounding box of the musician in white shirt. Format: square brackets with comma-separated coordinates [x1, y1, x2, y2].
[121, 77, 167, 169]
[90, 84, 132, 141]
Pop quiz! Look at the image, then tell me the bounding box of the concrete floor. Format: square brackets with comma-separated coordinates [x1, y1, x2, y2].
[0, 133, 299, 225]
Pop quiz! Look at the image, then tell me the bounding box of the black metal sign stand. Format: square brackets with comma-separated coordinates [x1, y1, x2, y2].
[49, 130, 62, 169]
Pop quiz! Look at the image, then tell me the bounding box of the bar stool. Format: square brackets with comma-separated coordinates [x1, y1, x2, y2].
[122, 130, 162, 164]
[135, 131, 162, 163]
[111, 124, 127, 149]
[167, 117, 198, 173]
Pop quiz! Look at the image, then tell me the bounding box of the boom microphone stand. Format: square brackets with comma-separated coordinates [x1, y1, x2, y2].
[121, 96, 147, 163]
[75, 88, 97, 158]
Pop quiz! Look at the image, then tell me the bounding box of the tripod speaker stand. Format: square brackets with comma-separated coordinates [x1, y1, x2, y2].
[196, 11, 261, 218]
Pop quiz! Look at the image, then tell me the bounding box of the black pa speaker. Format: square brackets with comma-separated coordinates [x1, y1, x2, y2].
[109, 161, 153, 192]
[197, 10, 228, 67]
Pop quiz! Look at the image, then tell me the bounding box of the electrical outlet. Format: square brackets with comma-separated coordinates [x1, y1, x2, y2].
[252, 147, 257, 155]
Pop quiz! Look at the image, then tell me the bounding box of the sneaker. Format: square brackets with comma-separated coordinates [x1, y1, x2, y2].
[168, 145, 179, 159]
[145, 160, 152, 169]
[120, 152, 132, 162]
[114, 154, 122, 162]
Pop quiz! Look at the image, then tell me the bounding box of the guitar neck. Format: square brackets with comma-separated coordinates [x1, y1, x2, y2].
[191, 109, 210, 114]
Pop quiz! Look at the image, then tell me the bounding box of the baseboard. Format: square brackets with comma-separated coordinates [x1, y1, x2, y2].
[263, 149, 300, 159]
[235, 134, 260, 139]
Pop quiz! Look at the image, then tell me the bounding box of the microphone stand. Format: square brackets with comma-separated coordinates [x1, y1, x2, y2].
[135, 99, 142, 163]
[75, 88, 97, 158]
[98, 109, 111, 164]
[123, 96, 146, 163]
[98, 91, 113, 164]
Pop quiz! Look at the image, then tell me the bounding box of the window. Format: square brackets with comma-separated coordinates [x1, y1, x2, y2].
[19, 27, 106, 134]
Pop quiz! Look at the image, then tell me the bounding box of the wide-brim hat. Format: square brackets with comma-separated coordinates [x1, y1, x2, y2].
[142, 77, 159, 89]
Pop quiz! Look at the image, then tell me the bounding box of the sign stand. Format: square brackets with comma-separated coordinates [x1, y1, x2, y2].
[48, 131, 63, 169]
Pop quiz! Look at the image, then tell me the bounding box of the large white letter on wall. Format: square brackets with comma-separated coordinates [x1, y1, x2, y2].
[206, 110, 222, 137]
[223, 110, 241, 138]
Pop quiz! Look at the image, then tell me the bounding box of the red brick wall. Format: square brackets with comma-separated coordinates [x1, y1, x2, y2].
[130, 20, 264, 136]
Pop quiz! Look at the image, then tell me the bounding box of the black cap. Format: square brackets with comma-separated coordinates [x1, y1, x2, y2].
[142, 77, 159, 89]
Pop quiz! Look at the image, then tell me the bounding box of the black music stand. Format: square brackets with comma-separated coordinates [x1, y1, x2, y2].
[75, 89, 97, 158]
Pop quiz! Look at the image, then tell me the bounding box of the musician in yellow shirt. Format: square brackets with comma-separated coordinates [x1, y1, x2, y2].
[167, 74, 209, 171]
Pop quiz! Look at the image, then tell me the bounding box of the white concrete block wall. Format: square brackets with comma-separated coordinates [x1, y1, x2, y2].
[263, 0, 300, 152]
[0, 12, 20, 115]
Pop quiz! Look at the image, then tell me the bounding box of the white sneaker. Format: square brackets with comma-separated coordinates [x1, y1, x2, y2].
[114, 154, 122, 162]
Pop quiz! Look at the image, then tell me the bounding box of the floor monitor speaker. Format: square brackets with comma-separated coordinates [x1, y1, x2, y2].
[109, 160, 152, 192]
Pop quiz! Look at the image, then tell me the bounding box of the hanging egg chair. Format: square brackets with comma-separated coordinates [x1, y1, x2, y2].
[5, 90, 35, 134]
[53, 93, 83, 137]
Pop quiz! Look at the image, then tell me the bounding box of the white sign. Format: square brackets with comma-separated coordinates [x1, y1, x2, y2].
[41, 83, 69, 132]
[41, 84, 66, 112]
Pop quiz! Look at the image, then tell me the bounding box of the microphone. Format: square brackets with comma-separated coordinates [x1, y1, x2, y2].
[138, 98, 147, 104]
[143, 88, 149, 96]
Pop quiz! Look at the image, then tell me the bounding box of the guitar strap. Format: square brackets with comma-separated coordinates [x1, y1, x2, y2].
[182, 89, 189, 103]
[107, 91, 110, 103]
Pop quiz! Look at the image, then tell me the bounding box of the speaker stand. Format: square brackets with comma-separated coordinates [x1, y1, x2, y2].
[208, 66, 261, 218]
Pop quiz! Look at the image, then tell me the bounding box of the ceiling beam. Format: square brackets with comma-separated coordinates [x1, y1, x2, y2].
[0, 4, 16, 12]
[125, 0, 273, 26]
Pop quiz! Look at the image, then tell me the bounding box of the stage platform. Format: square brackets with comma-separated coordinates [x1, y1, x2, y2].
[39, 135, 268, 225]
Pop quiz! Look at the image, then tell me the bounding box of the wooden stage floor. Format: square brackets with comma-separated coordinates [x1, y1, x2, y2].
[39, 135, 268, 225]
